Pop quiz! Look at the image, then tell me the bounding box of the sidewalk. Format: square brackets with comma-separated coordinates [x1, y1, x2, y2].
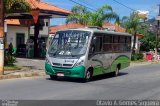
[15, 58, 45, 70]
[0, 68, 45, 80]
[0, 59, 157, 80]
[0, 58, 46, 80]
[130, 61, 154, 67]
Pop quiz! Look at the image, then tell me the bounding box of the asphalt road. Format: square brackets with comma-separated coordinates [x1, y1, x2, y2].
[0, 64, 160, 101]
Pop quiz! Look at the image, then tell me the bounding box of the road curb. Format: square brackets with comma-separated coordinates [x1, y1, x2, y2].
[0, 72, 45, 80]
[130, 62, 153, 67]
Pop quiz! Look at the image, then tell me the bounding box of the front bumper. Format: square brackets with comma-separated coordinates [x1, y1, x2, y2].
[45, 63, 85, 78]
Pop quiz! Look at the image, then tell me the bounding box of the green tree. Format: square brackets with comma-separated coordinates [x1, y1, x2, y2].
[122, 12, 141, 53]
[119, 16, 129, 27]
[3, 0, 31, 65]
[66, 4, 118, 27]
[139, 22, 157, 51]
[87, 5, 118, 27]
[66, 5, 90, 25]
[140, 32, 156, 51]
[4, 0, 31, 15]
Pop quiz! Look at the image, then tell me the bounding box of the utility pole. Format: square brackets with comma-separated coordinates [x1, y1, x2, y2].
[0, 0, 4, 75]
[155, 4, 160, 62]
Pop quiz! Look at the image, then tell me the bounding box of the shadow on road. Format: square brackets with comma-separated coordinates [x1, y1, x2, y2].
[46, 72, 128, 83]
[91, 72, 128, 82]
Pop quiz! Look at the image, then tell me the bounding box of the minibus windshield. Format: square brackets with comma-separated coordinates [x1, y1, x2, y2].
[48, 30, 91, 57]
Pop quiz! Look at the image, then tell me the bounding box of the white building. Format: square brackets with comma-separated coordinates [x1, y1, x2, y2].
[29, 19, 50, 43]
[6, 19, 50, 49]
[131, 34, 144, 53]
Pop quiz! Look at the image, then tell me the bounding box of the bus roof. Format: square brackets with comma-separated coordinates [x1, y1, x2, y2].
[57, 28, 132, 36]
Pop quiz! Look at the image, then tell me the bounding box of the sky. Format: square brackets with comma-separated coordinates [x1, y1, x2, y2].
[43, 0, 160, 26]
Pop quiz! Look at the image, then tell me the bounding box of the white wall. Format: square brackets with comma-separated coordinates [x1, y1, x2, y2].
[49, 33, 55, 37]
[7, 19, 50, 48]
[29, 19, 49, 37]
[7, 26, 29, 48]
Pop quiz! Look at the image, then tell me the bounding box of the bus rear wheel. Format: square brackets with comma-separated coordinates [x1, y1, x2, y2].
[114, 67, 119, 77]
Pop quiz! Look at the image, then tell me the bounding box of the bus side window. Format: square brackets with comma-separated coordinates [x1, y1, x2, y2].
[125, 36, 131, 51]
[103, 35, 112, 52]
[112, 36, 120, 52]
[95, 37, 100, 52]
[89, 37, 96, 54]
[93, 36, 102, 53]
[89, 35, 103, 53]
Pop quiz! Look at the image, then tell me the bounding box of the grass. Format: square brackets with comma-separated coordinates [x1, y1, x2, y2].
[4, 64, 21, 71]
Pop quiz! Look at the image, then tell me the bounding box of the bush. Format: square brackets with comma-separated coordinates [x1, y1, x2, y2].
[131, 53, 144, 61]
[4, 53, 16, 66]
[4, 42, 16, 66]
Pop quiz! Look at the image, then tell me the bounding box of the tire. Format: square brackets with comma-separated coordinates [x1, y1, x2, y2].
[114, 67, 119, 77]
[50, 75, 57, 80]
[83, 70, 92, 82]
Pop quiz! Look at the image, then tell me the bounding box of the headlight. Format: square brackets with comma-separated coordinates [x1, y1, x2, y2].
[46, 58, 51, 65]
[74, 59, 84, 67]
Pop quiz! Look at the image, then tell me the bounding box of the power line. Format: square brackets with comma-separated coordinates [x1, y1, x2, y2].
[77, 0, 97, 9]
[68, 0, 96, 11]
[112, 0, 156, 18]
[69, 0, 156, 18]
[112, 0, 135, 11]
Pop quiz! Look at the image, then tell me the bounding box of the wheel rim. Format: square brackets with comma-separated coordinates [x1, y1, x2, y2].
[86, 71, 91, 80]
[116, 68, 119, 76]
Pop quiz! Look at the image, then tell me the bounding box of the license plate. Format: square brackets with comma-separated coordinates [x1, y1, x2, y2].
[57, 73, 64, 77]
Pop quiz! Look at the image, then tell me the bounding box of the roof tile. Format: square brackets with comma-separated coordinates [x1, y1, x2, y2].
[6, 19, 20, 25]
[27, 0, 71, 14]
[50, 23, 85, 34]
[103, 22, 126, 32]
[50, 22, 126, 34]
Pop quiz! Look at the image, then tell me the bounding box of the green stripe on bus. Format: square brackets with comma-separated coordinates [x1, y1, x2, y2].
[111, 55, 130, 72]
[45, 63, 86, 78]
[92, 55, 130, 76]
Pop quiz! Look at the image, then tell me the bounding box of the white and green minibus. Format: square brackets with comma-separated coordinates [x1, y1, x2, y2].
[45, 28, 131, 81]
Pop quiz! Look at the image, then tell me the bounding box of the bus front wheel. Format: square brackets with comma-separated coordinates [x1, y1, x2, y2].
[83, 70, 93, 82]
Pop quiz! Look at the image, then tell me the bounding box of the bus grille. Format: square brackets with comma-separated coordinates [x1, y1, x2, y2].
[63, 64, 73, 67]
[53, 63, 62, 66]
[52, 63, 73, 68]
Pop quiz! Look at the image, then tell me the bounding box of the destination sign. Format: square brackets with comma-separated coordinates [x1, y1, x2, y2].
[55, 31, 91, 39]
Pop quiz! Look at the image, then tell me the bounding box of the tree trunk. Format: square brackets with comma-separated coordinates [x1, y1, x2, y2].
[34, 18, 40, 58]
[132, 31, 137, 54]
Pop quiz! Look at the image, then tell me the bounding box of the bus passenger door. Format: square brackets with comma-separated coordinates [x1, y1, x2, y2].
[88, 35, 104, 76]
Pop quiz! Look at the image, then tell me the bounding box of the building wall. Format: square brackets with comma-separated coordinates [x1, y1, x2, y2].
[6, 19, 50, 49]
[7, 26, 29, 48]
[29, 19, 49, 37]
